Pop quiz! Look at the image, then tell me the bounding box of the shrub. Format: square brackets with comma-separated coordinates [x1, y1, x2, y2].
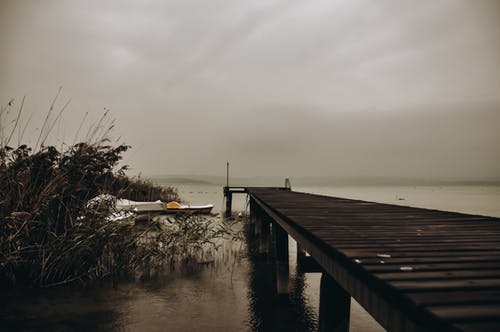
[0, 96, 229, 288]
[2, 108, 232, 289]
[0, 140, 228, 287]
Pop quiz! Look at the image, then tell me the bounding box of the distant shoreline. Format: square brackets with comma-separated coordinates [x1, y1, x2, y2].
[148, 174, 500, 187]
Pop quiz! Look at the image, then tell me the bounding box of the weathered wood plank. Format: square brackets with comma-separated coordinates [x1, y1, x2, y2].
[406, 290, 500, 306]
[364, 261, 500, 272]
[376, 269, 500, 281]
[429, 304, 500, 321]
[390, 278, 500, 291]
[455, 321, 500, 332]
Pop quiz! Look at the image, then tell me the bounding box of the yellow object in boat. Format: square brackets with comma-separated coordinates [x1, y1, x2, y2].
[166, 201, 182, 209]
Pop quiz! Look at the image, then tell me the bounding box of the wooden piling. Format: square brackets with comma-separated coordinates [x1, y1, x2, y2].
[319, 272, 351, 332]
[297, 243, 306, 264]
[274, 222, 289, 262]
[224, 189, 232, 218]
[258, 214, 271, 254]
[273, 222, 289, 294]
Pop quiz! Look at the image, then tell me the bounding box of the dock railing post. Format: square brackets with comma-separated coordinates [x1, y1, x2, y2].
[319, 272, 351, 332]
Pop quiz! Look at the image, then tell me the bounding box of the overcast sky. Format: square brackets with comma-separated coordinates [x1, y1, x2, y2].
[1, 0, 499, 179]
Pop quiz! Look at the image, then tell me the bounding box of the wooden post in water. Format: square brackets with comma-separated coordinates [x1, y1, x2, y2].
[224, 190, 232, 218]
[273, 221, 289, 295]
[296, 243, 312, 272]
[258, 213, 271, 254]
[224, 162, 232, 218]
[319, 272, 351, 332]
[248, 198, 256, 237]
[297, 243, 306, 265]
[254, 215, 262, 237]
[274, 222, 289, 261]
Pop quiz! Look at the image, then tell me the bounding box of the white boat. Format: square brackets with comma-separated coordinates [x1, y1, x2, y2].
[164, 201, 214, 214]
[116, 199, 165, 212]
[115, 199, 213, 215]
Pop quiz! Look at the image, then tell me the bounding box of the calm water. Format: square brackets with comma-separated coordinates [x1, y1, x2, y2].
[2, 183, 500, 331]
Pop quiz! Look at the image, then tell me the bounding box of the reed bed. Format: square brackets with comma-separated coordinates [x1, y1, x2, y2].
[0, 96, 230, 288]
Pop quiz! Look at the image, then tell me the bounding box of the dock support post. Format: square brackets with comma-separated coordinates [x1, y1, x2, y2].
[257, 213, 271, 254]
[296, 244, 323, 273]
[224, 186, 232, 218]
[297, 243, 306, 265]
[273, 222, 289, 295]
[253, 202, 263, 237]
[319, 272, 351, 332]
[274, 222, 288, 262]
[224, 162, 232, 218]
[248, 198, 256, 237]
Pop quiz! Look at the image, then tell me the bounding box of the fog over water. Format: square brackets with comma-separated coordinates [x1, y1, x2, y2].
[1, 0, 499, 179]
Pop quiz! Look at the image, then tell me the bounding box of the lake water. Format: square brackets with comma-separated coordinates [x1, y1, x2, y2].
[2, 182, 500, 331]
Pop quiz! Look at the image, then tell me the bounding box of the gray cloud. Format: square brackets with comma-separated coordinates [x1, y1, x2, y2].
[1, 0, 499, 179]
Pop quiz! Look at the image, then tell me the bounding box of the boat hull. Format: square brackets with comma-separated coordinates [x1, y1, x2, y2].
[164, 206, 213, 214]
[116, 199, 214, 216]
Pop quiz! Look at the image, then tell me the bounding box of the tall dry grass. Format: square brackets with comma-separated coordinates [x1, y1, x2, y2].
[0, 96, 227, 288]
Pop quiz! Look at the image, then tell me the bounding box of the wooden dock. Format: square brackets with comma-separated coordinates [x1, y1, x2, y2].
[236, 187, 500, 332]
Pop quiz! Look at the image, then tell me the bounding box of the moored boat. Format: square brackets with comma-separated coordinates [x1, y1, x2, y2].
[116, 199, 165, 212]
[164, 201, 214, 214]
[115, 199, 213, 215]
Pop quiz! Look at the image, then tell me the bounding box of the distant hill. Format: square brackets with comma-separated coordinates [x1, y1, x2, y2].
[147, 174, 500, 187]
[148, 175, 217, 185]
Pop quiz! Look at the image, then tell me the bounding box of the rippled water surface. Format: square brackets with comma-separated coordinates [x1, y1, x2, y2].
[2, 183, 499, 331]
[2, 219, 322, 332]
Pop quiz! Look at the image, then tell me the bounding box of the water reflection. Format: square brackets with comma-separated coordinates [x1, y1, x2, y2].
[1, 286, 126, 332]
[1, 217, 319, 332]
[5, 184, 496, 331]
[245, 223, 317, 332]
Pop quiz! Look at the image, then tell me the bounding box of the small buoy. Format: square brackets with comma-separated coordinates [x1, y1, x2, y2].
[354, 259, 362, 264]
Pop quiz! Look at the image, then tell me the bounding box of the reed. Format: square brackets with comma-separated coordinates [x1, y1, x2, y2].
[0, 97, 228, 288]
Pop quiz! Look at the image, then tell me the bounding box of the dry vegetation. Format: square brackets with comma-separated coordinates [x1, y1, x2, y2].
[0, 96, 228, 288]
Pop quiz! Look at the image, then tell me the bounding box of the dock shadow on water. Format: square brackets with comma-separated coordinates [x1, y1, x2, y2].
[0, 215, 318, 332]
[245, 221, 317, 332]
